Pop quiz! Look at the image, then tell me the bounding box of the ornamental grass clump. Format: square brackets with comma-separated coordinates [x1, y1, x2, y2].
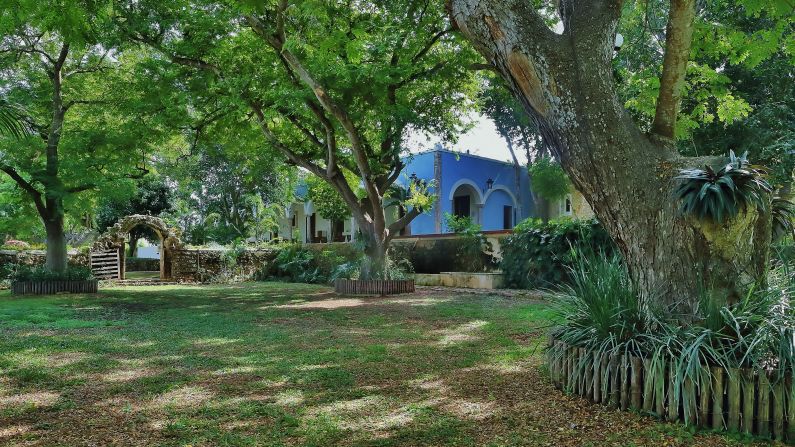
[547, 250, 795, 425]
[549, 253, 647, 356]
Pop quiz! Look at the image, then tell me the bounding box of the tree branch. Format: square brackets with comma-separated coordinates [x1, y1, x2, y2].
[650, 0, 696, 140]
[63, 99, 109, 110]
[0, 165, 47, 216]
[449, 0, 557, 49]
[469, 62, 498, 72]
[53, 42, 70, 73]
[411, 28, 452, 63]
[128, 32, 222, 77]
[249, 101, 327, 178]
[386, 206, 421, 242]
[65, 49, 111, 77]
[246, 13, 380, 210]
[64, 183, 96, 193]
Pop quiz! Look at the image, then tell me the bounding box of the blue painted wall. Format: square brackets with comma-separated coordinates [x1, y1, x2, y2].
[482, 189, 515, 229]
[400, 149, 534, 235]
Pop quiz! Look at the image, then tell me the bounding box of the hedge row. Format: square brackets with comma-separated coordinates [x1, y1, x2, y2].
[389, 238, 496, 274]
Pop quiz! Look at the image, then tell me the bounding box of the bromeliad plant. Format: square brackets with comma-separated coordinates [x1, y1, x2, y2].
[675, 151, 772, 223]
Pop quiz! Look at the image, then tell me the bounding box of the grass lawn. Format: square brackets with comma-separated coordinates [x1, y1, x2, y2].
[0, 283, 777, 446]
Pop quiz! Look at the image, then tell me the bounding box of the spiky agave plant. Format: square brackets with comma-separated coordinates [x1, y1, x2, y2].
[675, 151, 772, 223]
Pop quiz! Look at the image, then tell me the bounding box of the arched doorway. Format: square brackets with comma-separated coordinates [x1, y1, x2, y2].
[448, 180, 484, 226]
[91, 215, 182, 280]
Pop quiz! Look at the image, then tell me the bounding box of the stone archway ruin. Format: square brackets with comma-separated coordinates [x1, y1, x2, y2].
[91, 215, 182, 280]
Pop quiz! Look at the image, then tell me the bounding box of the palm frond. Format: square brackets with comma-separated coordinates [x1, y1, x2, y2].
[0, 98, 30, 139]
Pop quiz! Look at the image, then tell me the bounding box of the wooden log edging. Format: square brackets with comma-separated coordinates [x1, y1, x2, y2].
[10, 280, 99, 295]
[333, 279, 415, 295]
[548, 338, 792, 442]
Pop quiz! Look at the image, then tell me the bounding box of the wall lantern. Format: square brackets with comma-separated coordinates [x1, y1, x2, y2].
[486, 178, 494, 190]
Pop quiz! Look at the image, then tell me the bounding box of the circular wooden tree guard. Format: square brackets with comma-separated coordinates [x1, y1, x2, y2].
[334, 279, 415, 295]
[548, 338, 794, 442]
[11, 280, 98, 295]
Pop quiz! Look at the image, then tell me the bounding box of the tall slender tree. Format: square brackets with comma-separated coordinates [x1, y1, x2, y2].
[0, 1, 177, 271]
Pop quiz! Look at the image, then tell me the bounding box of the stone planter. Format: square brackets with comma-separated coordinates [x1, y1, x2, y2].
[10, 280, 98, 295]
[334, 279, 415, 295]
[414, 272, 504, 289]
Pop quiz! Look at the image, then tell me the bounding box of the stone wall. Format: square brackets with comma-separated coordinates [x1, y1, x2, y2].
[0, 250, 89, 269]
[171, 248, 280, 282]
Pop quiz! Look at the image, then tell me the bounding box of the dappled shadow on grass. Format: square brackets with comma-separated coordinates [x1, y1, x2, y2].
[0, 282, 774, 447]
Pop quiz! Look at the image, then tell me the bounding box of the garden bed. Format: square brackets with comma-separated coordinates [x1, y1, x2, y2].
[11, 280, 98, 295]
[333, 278, 414, 295]
[548, 339, 793, 442]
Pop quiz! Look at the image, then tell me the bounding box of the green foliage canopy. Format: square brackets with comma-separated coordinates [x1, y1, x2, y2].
[528, 157, 571, 201]
[115, 0, 480, 273]
[306, 174, 357, 224]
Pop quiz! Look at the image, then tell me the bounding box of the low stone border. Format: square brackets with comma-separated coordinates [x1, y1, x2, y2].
[11, 280, 98, 295]
[334, 279, 415, 295]
[549, 338, 793, 441]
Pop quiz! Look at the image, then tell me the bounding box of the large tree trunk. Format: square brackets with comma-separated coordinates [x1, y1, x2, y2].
[360, 235, 388, 280]
[450, 0, 771, 319]
[44, 209, 68, 273]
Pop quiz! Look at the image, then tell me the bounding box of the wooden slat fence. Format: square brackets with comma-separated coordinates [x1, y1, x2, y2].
[90, 249, 120, 279]
[11, 280, 98, 295]
[549, 339, 793, 441]
[334, 279, 415, 295]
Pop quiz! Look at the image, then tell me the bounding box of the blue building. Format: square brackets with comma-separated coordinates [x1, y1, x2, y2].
[273, 147, 590, 242]
[401, 148, 533, 234]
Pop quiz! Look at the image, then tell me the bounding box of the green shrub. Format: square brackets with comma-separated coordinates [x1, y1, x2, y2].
[0, 263, 12, 281]
[262, 244, 364, 284]
[11, 265, 95, 282]
[390, 237, 495, 274]
[1, 241, 45, 251]
[442, 213, 496, 272]
[125, 257, 160, 271]
[500, 218, 616, 288]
